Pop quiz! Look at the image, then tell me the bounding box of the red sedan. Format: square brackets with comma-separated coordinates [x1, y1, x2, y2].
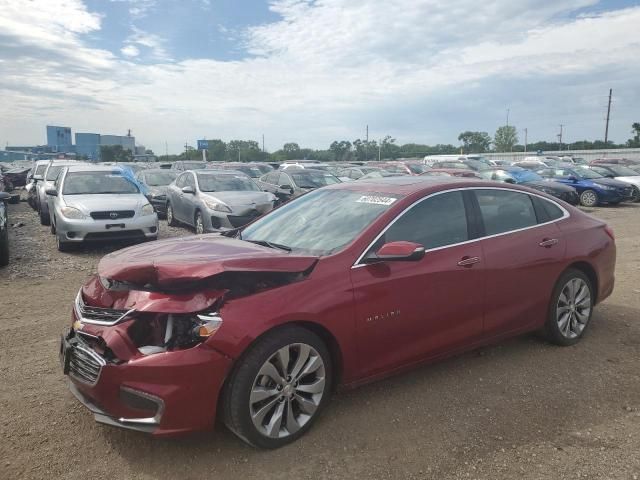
[421, 168, 481, 178]
[61, 177, 616, 448]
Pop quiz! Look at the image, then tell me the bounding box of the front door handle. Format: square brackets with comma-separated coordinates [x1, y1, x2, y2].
[457, 256, 481, 267]
[539, 238, 559, 248]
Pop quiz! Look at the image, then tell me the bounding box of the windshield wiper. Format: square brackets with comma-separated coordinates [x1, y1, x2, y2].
[245, 239, 292, 252]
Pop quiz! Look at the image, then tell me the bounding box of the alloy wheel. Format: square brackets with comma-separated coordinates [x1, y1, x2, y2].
[556, 278, 591, 339]
[580, 190, 597, 207]
[250, 343, 326, 439]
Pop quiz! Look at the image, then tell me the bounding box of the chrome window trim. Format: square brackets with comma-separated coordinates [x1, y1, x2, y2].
[74, 290, 135, 326]
[351, 186, 570, 269]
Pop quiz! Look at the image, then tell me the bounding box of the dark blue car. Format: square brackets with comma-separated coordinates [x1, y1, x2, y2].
[536, 166, 634, 207]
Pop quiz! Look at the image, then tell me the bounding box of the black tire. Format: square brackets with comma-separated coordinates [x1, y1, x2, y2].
[39, 208, 50, 226]
[222, 326, 332, 449]
[0, 227, 9, 267]
[166, 203, 177, 226]
[579, 189, 598, 207]
[544, 268, 594, 346]
[50, 216, 56, 235]
[194, 210, 204, 234]
[56, 234, 73, 253]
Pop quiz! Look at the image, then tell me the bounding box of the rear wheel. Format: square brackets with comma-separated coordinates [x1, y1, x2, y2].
[579, 189, 598, 207]
[544, 269, 594, 346]
[223, 326, 332, 449]
[166, 203, 177, 226]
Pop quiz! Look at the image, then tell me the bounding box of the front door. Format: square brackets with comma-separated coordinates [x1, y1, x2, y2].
[350, 190, 485, 378]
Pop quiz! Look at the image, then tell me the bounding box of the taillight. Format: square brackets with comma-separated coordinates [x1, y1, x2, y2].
[604, 225, 615, 241]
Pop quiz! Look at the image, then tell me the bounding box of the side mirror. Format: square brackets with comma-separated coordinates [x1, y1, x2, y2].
[364, 241, 425, 263]
[504, 178, 516, 184]
[279, 184, 293, 194]
[0, 192, 10, 201]
[181, 186, 195, 194]
[45, 188, 58, 196]
[567, 176, 578, 181]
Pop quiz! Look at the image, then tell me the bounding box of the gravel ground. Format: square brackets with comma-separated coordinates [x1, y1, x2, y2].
[0, 199, 639, 480]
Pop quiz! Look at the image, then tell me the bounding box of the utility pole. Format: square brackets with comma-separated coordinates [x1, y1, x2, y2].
[524, 128, 528, 152]
[262, 134, 265, 153]
[378, 140, 382, 161]
[604, 88, 612, 144]
[165, 141, 168, 159]
[365, 125, 369, 161]
[506, 108, 510, 127]
[184, 141, 189, 159]
[558, 125, 563, 151]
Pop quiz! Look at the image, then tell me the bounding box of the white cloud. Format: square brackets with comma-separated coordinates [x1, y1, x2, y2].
[0, 0, 639, 153]
[109, 0, 158, 18]
[120, 45, 140, 57]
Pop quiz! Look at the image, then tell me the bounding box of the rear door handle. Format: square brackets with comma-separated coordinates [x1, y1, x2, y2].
[539, 238, 559, 248]
[457, 256, 481, 267]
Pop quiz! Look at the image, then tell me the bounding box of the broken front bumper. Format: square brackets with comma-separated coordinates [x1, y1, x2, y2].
[60, 329, 233, 437]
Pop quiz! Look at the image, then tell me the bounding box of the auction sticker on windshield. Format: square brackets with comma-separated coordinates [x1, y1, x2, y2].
[356, 195, 397, 206]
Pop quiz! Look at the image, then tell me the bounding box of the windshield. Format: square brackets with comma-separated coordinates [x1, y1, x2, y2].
[144, 172, 177, 186]
[407, 164, 428, 174]
[197, 173, 260, 192]
[230, 165, 263, 178]
[573, 167, 603, 179]
[510, 169, 543, 182]
[183, 162, 207, 170]
[608, 165, 639, 176]
[241, 189, 401, 255]
[63, 171, 140, 195]
[291, 171, 340, 188]
[46, 165, 65, 181]
[35, 164, 47, 176]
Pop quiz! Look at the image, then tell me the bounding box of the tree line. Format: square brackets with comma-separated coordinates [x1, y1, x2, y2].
[154, 122, 640, 163]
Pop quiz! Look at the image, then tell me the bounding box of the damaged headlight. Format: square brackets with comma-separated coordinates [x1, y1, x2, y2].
[141, 203, 155, 216]
[135, 312, 223, 356]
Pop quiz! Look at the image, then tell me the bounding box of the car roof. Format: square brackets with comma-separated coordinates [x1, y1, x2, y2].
[64, 165, 129, 173]
[323, 175, 516, 195]
[142, 168, 178, 174]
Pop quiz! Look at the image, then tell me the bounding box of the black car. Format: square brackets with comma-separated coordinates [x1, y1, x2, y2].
[0, 192, 10, 266]
[4, 167, 30, 187]
[257, 168, 341, 204]
[478, 167, 580, 205]
[135, 169, 178, 216]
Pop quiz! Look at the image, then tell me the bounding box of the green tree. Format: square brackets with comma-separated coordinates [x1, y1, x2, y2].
[458, 131, 491, 153]
[205, 139, 227, 162]
[282, 143, 301, 160]
[494, 125, 518, 152]
[627, 122, 640, 148]
[329, 141, 352, 161]
[227, 140, 263, 162]
[100, 145, 133, 162]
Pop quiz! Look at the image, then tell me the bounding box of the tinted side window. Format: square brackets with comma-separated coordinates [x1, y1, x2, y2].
[384, 191, 469, 249]
[184, 173, 196, 188]
[175, 174, 187, 188]
[476, 190, 537, 235]
[350, 169, 363, 180]
[533, 196, 564, 222]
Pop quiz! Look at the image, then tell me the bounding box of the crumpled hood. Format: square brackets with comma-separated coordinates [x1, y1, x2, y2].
[98, 234, 318, 288]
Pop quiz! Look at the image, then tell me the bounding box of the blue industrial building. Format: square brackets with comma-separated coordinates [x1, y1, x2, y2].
[75, 133, 101, 161]
[46, 126, 72, 151]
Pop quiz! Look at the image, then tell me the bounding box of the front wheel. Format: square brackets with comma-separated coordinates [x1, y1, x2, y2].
[56, 234, 73, 253]
[223, 326, 332, 449]
[0, 227, 9, 267]
[166, 203, 177, 226]
[195, 211, 204, 234]
[579, 189, 598, 207]
[544, 269, 594, 346]
[39, 208, 50, 226]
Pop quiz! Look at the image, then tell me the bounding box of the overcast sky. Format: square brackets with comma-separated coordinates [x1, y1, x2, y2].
[0, 0, 639, 154]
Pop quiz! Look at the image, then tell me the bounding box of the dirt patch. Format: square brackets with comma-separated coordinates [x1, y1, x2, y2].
[1, 201, 639, 480]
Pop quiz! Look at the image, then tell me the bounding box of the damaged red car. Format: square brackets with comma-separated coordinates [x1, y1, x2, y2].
[61, 177, 616, 448]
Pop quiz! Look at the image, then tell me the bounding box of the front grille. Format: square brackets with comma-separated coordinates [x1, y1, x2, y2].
[83, 230, 146, 242]
[227, 211, 261, 228]
[90, 210, 135, 220]
[69, 341, 106, 386]
[75, 291, 131, 325]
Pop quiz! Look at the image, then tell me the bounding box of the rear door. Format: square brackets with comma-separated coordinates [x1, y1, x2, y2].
[351, 190, 485, 377]
[472, 188, 566, 337]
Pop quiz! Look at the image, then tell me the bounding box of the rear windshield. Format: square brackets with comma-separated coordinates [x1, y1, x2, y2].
[63, 171, 140, 195]
[183, 162, 207, 170]
[197, 173, 260, 192]
[35, 164, 47, 176]
[46, 166, 64, 181]
[290, 171, 340, 188]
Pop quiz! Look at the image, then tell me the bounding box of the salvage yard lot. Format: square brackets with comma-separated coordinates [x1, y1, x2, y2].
[1, 201, 639, 480]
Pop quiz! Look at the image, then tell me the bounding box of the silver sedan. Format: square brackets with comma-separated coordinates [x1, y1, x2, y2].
[166, 170, 276, 233]
[47, 165, 158, 251]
